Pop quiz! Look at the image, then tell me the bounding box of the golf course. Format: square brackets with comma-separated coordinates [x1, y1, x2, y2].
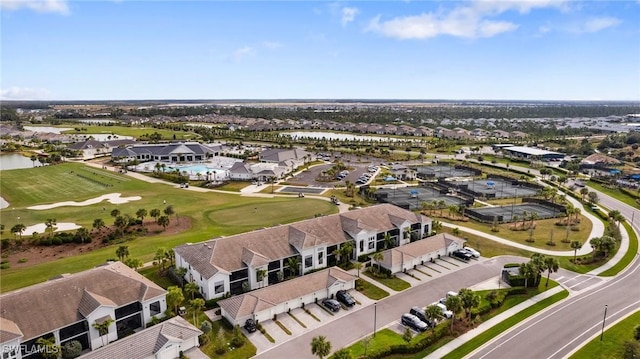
[0, 162, 338, 292]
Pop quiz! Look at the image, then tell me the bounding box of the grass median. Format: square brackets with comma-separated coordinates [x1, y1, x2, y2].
[570, 309, 640, 359]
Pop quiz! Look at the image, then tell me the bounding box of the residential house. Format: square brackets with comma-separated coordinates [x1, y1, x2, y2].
[376, 233, 465, 274]
[68, 139, 137, 160]
[218, 267, 357, 326]
[259, 148, 311, 166]
[492, 130, 511, 139]
[78, 317, 202, 359]
[0, 262, 167, 358]
[174, 204, 432, 300]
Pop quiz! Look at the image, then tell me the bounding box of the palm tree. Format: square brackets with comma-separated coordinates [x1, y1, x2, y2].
[157, 215, 170, 231]
[150, 208, 161, 220]
[580, 187, 589, 201]
[570, 240, 582, 263]
[438, 200, 446, 216]
[287, 256, 301, 276]
[124, 257, 143, 271]
[136, 208, 148, 222]
[92, 218, 105, 233]
[608, 210, 624, 230]
[310, 335, 332, 359]
[519, 262, 537, 289]
[114, 215, 128, 238]
[338, 241, 354, 266]
[383, 232, 394, 249]
[76, 227, 90, 244]
[116, 245, 129, 262]
[424, 304, 442, 328]
[10, 224, 26, 240]
[190, 298, 205, 326]
[445, 295, 463, 332]
[93, 318, 114, 347]
[154, 248, 168, 272]
[354, 262, 363, 277]
[372, 252, 384, 273]
[35, 336, 60, 359]
[543, 256, 559, 287]
[30, 154, 38, 167]
[458, 288, 480, 322]
[185, 282, 199, 300]
[45, 218, 56, 238]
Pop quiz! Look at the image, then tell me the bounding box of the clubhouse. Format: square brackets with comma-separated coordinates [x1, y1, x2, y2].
[174, 204, 433, 300]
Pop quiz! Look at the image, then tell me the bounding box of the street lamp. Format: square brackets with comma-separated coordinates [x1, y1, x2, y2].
[600, 305, 608, 341]
[373, 302, 377, 338]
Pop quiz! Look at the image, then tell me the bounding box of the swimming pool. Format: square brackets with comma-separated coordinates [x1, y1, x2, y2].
[168, 165, 228, 179]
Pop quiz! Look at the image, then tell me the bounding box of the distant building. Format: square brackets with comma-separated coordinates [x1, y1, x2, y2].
[502, 146, 565, 160]
[111, 142, 221, 163]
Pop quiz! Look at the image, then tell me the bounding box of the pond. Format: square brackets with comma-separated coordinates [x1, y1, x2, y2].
[0, 153, 42, 171]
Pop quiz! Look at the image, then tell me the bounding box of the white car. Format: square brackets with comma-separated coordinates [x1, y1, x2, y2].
[433, 302, 453, 319]
[462, 247, 480, 258]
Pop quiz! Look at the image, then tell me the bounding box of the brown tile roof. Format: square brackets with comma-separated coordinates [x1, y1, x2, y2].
[0, 262, 166, 342]
[175, 204, 428, 277]
[581, 153, 622, 166]
[218, 267, 357, 320]
[78, 316, 201, 359]
[380, 233, 465, 268]
[0, 317, 23, 343]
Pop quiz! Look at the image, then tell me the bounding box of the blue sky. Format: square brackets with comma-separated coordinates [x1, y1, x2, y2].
[1, 0, 639, 101]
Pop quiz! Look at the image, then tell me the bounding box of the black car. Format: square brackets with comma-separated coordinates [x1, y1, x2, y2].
[322, 298, 341, 312]
[401, 313, 429, 332]
[410, 307, 435, 328]
[244, 318, 257, 333]
[452, 250, 472, 261]
[336, 290, 356, 307]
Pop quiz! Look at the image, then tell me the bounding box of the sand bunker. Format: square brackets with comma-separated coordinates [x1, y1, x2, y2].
[28, 193, 142, 210]
[24, 222, 81, 234]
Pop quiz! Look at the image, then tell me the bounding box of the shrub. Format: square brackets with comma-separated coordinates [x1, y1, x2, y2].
[0, 263, 9, 270]
[51, 237, 63, 246]
[18, 258, 27, 263]
[1, 239, 10, 250]
[62, 340, 82, 359]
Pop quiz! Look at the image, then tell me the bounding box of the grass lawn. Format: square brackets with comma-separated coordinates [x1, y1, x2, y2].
[570, 310, 640, 359]
[138, 266, 175, 289]
[440, 227, 534, 258]
[363, 271, 411, 291]
[188, 312, 257, 359]
[55, 124, 199, 141]
[599, 221, 639, 276]
[335, 328, 407, 358]
[587, 182, 640, 209]
[0, 164, 339, 292]
[441, 215, 592, 251]
[355, 278, 390, 300]
[213, 181, 252, 192]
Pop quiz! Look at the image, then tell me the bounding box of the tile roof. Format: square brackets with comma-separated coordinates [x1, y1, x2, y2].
[218, 267, 357, 320]
[0, 262, 166, 342]
[0, 317, 23, 343]
[175, 204, 428, 277]
[78, 316, 202, 359]
[380, 233, 465, 268]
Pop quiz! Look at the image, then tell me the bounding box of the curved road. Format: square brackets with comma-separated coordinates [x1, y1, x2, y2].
[467, 190, 640, 359]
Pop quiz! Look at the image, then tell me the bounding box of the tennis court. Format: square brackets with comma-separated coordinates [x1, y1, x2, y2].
[376, 186, 468, 211]
[445, 177, 540, 199]
[467, 203, 564, 223]
[278, 186, 326, 194]
[416, 165, 478, 179]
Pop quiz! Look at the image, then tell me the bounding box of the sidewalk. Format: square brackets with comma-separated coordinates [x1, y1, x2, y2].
[426, 286, 565, 359]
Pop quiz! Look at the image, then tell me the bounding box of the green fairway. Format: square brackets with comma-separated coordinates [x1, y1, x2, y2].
[0, 163, 339, 292]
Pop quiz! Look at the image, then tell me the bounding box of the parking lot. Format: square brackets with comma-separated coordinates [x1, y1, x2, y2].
[246, 289, 374, 353]
[288, 160, 380, 188]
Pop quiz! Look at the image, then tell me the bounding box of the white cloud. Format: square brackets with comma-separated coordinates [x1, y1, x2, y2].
[366, 0, 568, 39]
[0, 86, 52, 100]
[262, 41, 283, 50]
[581, 17, 621, 33]
[341, 6, 359, 26]
[0, 0, 70, 15]
[232, 46, 255, 61]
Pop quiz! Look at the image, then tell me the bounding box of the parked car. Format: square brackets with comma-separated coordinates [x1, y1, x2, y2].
[401, 313, 429, 332]
[322, 298, 341, 312]
[432, 303, 453, 318]
[439, 291, 459, 305]
[462, 247, 480, 258]
[336, 290, 356, 307]
[244, 318, 257, 333]
[410, 307, 436, 327]
[452, 250, 472, 261]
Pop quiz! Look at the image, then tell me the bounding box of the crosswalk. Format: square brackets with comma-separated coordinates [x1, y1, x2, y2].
[555, 274, 603, 292]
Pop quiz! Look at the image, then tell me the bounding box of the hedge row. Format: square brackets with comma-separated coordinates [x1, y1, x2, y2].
[362, 325, 449, 359]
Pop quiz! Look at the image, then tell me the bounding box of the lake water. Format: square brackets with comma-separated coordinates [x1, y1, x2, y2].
[23, 126, 73, 134]
[0, 153, 42, 170]
[281, 131, 402, 142]
[77, 119, 116, 124]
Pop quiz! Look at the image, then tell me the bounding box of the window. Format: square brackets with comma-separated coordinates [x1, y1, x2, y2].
[368, 241, 375, 250]
[304, 255, 313, 269]
[115, 302, 142, 320]
[318, 250, 324, 266]
[214, 281, 224, 294]
[359, 240, 364, 252]
[149, 301, 161, 316]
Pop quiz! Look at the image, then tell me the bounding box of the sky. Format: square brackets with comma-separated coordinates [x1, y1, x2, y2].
[1, 0, 639, 101]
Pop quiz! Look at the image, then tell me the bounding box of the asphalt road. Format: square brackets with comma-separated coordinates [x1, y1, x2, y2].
[467, 190, 640, 359]
[253, 256, 582, 359]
